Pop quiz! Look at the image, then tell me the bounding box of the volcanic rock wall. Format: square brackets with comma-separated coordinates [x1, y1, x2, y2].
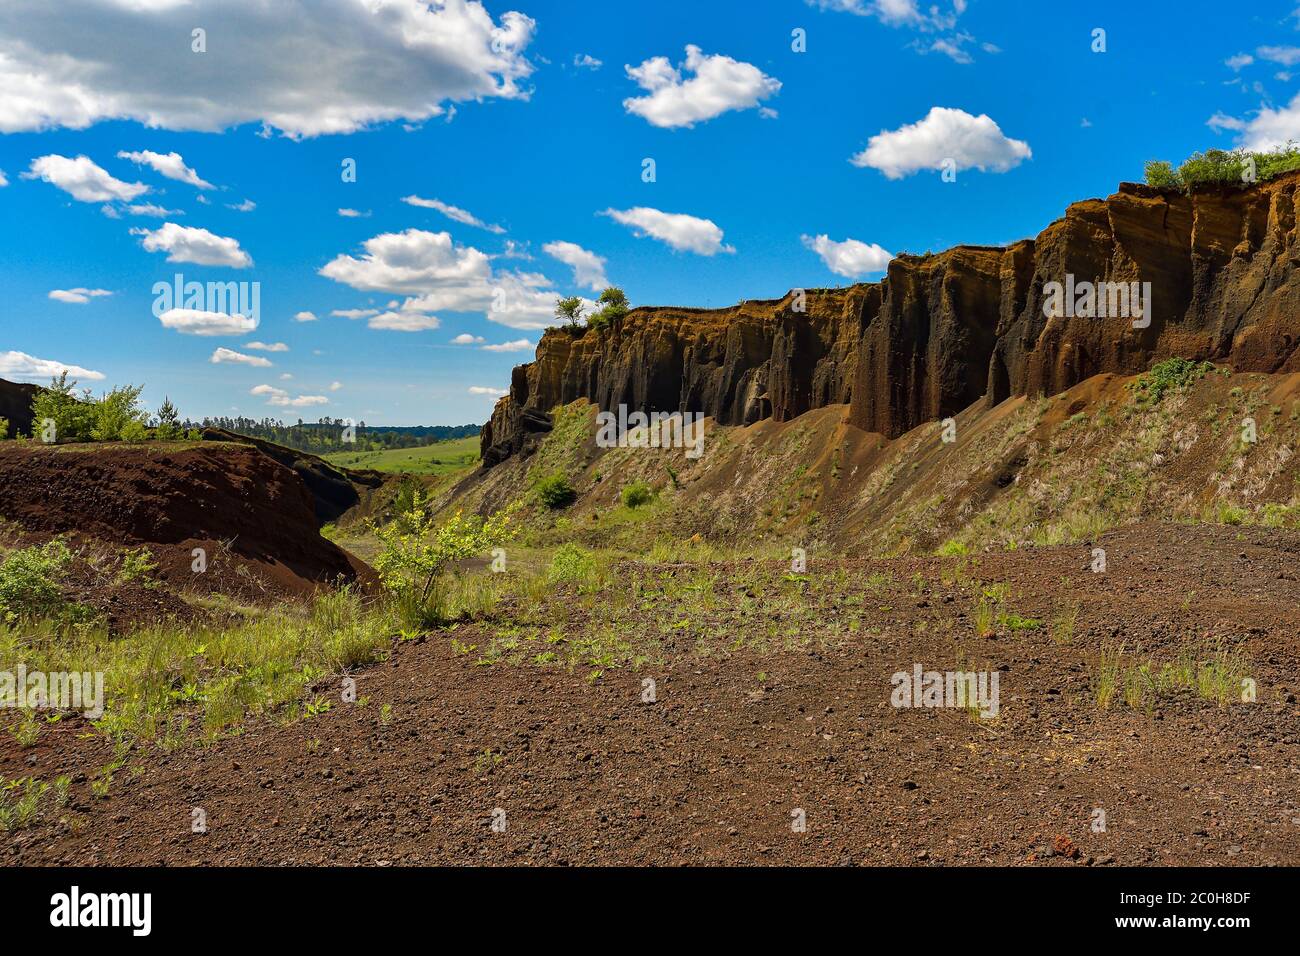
[482, 176, 1300, 465]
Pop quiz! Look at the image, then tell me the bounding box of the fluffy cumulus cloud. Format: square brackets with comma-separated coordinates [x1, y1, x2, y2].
[1210, 92, 1300, 151]
[293, 311, 317, 322]
[0, 350, 104, 382]
[623, 45, 780, 128]
[49, 287, 112, 304]
[402, 195, 504, 233]
[250, 384, 328, 408]
[0, 0, 536, 138]
[245, 341, 288, 352]
[468, 385, 508, 397]
[23, 154, 147, 202]
[158, 308, 257, 336]
[801, 234, 893, 278]
[542, 241, 608, 290]
[602, 207, 734, 255]
[133, 222, 252, 267]
[116, 150, 214, 189]
[451, 333, 485, 344]
[0, 169, 7, 187]
[851, 106, 1031, 179]
[210, 347, 271, 367]
[320, 228, 560, 330]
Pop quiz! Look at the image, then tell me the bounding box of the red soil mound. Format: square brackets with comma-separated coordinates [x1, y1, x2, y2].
[0, 440, 375, 599]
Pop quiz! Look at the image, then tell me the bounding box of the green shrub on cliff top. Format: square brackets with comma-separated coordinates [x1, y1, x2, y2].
[1144, 144, 1300, 191]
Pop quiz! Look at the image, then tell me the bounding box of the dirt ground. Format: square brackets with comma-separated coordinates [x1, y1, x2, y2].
[4, 522, 1298, 866]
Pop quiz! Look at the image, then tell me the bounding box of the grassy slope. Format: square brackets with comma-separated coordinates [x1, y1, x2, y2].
[323, 436, 479, 475]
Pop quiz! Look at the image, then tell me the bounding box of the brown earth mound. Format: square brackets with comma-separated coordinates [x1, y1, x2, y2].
[0, 440, 375, 599]
[201, 427, 386, 525]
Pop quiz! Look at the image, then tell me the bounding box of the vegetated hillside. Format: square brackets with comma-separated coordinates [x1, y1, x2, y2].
[481, 173, 1300, 468]
[445, 363, 1300, 556]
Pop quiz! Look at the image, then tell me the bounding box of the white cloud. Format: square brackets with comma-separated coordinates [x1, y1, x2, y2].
[801, 234, 893, 278]
[158, 308, 257, 336]
[1226, 53, 1255, 71]
[0, 169, 7, 187]
[367, 310, 441, 332]
[0, 1, 536, 138]
[329, 381, 342, 391]
[227, 199, 256, 212]
[924, 36, 973, 64]
[338, 208, 371, 218]
[402, 195, 504, 234]
[482, 338, 533, 352]
[116, 149, 214, 189]
[321, 228, 573, 330]
[543, 240, 608, 290]
[250, 384, 328, 408]
[1212, 92, 1300, 150]
[293, 311, 317, 322]
[574, 53, 602, 70]
[133, 222, 252, 267]
[468, 385, 508, 397]
[602, 207, 734, 255]
[321, 229, 491, 295]
[23, 154, 147, 202]
[850, 106, 1030, 179]
[623, 45, 780, 128]
[330, 308, 379, 319]
[211, 347, 271, 367]
[0, 350, 104, 382]
[1257, 46, 1300, 67]
[452, 333, 485, 344]
[48, 287, 112, 304]
[810, 0, 959, 30]
[279, 373, 293, 380]
[245, 341, 288, 352]
[126, 203, 181, 217]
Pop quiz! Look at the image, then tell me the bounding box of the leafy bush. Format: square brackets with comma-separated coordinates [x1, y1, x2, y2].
[586, 286, 630, 333]
[1128, 358, 1216, 406]
[30, 374, 152, 443]
[534, 472, 576, 509]
[547, 543, 598, 590]
[1144, 144, 1300, 191]
[0, 540, 73, 624]
[116, 547, 158, 586]
[1143, 160, 1179, 189]
[30, 372, 94, 442]
[621, 480, 654, 509]
[0, 416, 8, 440]
[91, 384, 149, 441]
[371, 493, 519, 628]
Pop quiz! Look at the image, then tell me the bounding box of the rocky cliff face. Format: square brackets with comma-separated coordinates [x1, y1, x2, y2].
[482, 176, 1300, 466]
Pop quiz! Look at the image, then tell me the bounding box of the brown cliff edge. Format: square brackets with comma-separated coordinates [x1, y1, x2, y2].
[482, 176, 1300, 466]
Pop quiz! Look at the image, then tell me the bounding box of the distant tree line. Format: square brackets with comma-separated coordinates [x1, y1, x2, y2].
[199, 416, 481, 454]
[1, 372, 480, 452]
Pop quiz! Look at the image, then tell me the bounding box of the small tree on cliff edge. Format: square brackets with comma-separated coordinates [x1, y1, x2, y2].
[587, 286, 630, 333]
[554, 295, 585, 333]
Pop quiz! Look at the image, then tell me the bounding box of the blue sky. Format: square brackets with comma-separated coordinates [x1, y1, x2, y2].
[2, 0, 1299, 425]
